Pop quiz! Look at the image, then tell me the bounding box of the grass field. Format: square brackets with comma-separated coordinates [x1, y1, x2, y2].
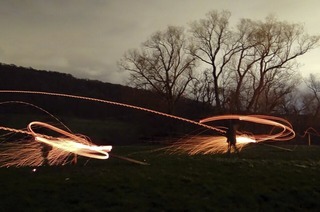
[1, 144, 320, 211]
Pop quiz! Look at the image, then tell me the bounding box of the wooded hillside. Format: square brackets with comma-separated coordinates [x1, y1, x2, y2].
[0, 63, 211, 144]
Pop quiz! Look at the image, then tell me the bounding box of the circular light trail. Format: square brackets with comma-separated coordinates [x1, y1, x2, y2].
[200, 114, 295, 142]
[28, 122, 112, 160]
[169, 114, 295, 155]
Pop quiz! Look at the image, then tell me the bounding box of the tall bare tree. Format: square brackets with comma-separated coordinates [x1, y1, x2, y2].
[119, 26, 196, 113]
[304, 73, 320, 118]
[244, 16, 319, 113]
[190, 69, 214, 105]
[254, 69, 301, 113]
[221, 18, 261, 112]
[189, 10, 234, 111]
[190, 11, 319, 114]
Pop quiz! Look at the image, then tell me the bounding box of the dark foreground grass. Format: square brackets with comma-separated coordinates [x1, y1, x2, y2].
[1, 144, 320, 211]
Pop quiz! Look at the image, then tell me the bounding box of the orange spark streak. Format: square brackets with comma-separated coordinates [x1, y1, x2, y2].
[0, 90, 223, 133]
[169, 134, 256, 155]
[169, 115, 294, 155]
[0, 101, 112, 167]
[0, 90, 296, 158]
[200, 114, 295, 142]
[0, 101, 71, 132]
[0, 121, 112, 167]
[29, 122, 112, 160]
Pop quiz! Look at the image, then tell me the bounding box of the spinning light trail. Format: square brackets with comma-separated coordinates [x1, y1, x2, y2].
[169, 114, 295, 154]
[0, 90, 296, 166]
[0, 100, 112, 167]
[0, 121, 112, 167]
[200, 114, 295, 142]
[28, 121, 112, 160]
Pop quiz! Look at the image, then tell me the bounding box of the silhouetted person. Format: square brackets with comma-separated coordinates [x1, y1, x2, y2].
[41, 143, 52, 166]
[226, 122, 239, 155]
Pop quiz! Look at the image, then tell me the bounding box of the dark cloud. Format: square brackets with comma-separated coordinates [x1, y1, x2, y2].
[0, 0, 319, 84]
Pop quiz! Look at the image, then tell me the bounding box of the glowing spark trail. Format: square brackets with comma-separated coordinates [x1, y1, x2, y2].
[169, 135, 256, 155]
[170, 115, 295, 154]
[0, 90, 223, 133]
[0, 121, 112, 167]
[200, 114, 295, 142]
[0, 100, 112, 167]
[28, 122, 112, 160]
[0, 90, 296, 161]
[0, 100, 72, 131]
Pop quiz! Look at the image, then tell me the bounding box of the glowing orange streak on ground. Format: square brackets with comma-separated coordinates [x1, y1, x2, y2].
[28, 122, 112, 160]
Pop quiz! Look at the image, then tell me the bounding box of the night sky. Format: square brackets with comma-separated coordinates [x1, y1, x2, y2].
[0, 0, 319, 84]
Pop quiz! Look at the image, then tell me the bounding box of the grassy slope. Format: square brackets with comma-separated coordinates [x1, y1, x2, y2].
[1, 144, 320, 211]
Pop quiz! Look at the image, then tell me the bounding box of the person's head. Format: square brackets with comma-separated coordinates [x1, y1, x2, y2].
[229, 120, 239, 130]
[234, 122, 239, 130]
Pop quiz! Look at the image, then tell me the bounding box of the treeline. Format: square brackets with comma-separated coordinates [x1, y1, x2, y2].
[0, 63, 213, 144]
[120, 10, 320, 117]
[0, 63, 186, 114]
[0, 62, 319, 144]
[119, 10, 320, 140]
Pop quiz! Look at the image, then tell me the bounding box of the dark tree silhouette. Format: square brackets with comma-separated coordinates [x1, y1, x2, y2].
[119, 26, 197, 114]
[189, 11, 320, 114]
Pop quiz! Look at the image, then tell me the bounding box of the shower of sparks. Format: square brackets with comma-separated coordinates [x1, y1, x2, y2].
[200, 114, 295, 142]
[0, 90, 297, 164]
[169, 115, 295, 155]
[0, 137, 75, 167]
[0, 121, 112, 167]
[0, 100, 112, 167]
[169, 135, 256, 155]
[28, 122, 112, 160]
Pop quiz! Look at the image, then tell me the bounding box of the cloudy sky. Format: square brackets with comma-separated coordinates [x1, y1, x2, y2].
[0, 0, 319, 84]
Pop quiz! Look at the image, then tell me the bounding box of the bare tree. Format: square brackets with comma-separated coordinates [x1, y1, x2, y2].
[255, 69, 301, 113]
[276, 90, 304, 115]
[304, 73, 320, 118]
[191, 12, 319, 115]
[223, 18, 261, 112]
[244, 16, 320, 113]
[189, 10, 234, 111]
[119, 26, 196, 113]
[190, 69, 214, 106]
